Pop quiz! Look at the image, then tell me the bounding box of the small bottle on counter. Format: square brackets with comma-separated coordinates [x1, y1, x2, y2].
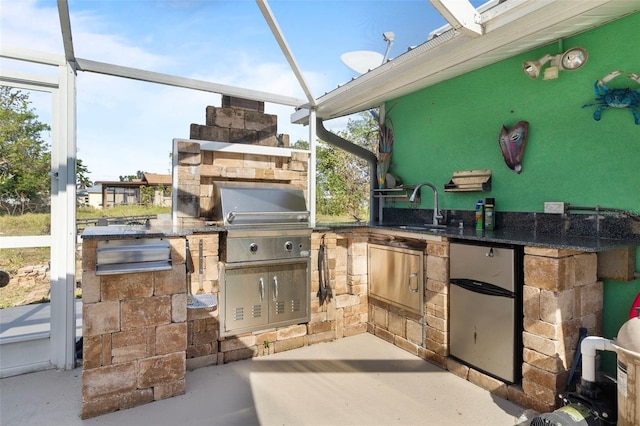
[484, 198, 495, 231]
[475, 199, 484, 231]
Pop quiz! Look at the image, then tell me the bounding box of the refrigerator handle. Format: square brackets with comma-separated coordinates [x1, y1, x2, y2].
[450, 278, 515, 298]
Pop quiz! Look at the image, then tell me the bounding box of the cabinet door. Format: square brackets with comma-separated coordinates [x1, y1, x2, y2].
[368, 244, 423, 314]
[224, 266, 269, 333]
[269, 262, 309, 325]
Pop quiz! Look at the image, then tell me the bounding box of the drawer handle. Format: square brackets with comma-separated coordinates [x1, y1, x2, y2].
[409, 272, 419, 293]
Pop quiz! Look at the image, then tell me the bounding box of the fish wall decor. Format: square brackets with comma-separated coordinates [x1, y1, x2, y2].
[498, 121, 529, 174]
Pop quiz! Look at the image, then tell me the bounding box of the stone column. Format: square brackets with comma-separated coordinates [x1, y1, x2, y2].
[422, 240, 449, 367]
[522, 247, 601, 412]
[343, 231, 369, 337]
[81, 237, 187, 419]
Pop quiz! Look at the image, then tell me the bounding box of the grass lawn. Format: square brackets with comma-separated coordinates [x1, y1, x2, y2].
[0, 205, 170, 308]
[1, 206, 356, 308]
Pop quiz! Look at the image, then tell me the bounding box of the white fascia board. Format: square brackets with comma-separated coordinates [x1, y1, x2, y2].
[75, 58, 307, 107]
[428, 0, 484, 36]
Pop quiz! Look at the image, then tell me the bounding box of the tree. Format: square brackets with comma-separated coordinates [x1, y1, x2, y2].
[297, 112, 377, 221]
[0, 86, 51, 215]
[119, 171, 145, 182]
[76, 158, 92, 189]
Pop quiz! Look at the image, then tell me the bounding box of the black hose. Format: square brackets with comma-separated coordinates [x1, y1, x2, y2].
[317, 235, 332, 306]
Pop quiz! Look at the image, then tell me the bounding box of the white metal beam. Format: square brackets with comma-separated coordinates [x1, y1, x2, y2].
[428, 0, 484, 36]
[0, 46, 65, 67]
[308, 109, 316, 226]
[255, 0, 317, 107]
[48, 61, 77, 371]
[56, 0, 76, 67]
[75, 58, 306, 107]
[0, 70, 58, 90]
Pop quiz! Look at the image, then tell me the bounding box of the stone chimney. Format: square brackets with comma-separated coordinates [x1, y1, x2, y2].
[189, 95, 289, 147]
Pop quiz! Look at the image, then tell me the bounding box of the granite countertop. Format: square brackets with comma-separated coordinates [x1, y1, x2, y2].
[321, 222, 639, 252]
[81, 224, 225, 240]
[82, 222, 638, 253]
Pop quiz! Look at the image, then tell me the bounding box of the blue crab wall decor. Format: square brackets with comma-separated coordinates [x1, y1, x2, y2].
[582, 70, 640, 125]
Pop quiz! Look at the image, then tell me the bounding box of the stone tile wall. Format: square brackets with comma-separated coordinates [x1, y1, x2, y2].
[184, 234, 220, 370]
[174, 141, 309, 228]
[81, 237, 187, 419]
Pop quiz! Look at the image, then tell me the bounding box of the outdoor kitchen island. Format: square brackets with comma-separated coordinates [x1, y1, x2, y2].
[80, 217, 638, 418]
[79, 223, 370, 419]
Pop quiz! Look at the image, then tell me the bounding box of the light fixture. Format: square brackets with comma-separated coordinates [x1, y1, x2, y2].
[523, 54, 553, 79]
[522, 47, 588, 80]
[560, 47, 588, 70]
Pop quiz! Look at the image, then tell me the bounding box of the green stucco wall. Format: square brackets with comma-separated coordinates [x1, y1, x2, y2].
[389, 12, 639, 374]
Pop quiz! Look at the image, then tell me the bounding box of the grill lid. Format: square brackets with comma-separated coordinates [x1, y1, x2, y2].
[212, 181, 309, 228]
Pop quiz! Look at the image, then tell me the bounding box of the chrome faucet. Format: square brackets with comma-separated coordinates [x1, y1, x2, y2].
[409, 182, 443, 226]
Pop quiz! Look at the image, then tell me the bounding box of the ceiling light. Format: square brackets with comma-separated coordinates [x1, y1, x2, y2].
[522, 47, 588, 79]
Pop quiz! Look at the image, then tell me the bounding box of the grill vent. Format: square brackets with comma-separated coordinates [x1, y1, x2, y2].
[252, 305, 262, 318]
[291, 299, 301, 312]
[275, 301, 285, 314]
[233, 307, 244, 321]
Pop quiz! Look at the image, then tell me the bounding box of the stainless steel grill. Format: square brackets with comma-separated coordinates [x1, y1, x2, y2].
[212, 182, 312, 336]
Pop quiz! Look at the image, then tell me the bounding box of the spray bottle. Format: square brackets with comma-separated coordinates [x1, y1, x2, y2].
[484, 198, 495, 231]
[475, 199, 484, 231]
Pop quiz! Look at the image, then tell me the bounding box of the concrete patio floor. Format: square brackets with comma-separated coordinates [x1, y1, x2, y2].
[1, 333, 532, 425]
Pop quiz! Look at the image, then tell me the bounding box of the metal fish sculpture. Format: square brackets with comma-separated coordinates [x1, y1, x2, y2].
[498, 121, 529, 174]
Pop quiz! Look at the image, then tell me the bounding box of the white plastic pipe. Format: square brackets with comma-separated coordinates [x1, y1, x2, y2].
[581, 336, 615, 383]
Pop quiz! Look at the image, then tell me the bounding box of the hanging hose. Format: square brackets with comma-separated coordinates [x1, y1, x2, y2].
[185, 239, 194, 305]
[317, 234, 332, 306]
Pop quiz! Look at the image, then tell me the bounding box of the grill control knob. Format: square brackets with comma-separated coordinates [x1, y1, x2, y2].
[249, 243, 258, 253]
[284, 241, 294, 251]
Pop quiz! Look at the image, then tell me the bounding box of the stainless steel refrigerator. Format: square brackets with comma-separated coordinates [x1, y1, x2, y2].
[449, 242, 523, 383]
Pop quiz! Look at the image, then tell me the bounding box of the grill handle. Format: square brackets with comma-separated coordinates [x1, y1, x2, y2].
[273, 275, 279, 301]
[226, 210, 310, 223]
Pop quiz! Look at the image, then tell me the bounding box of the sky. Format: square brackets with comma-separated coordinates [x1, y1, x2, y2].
[0, 0, 477, 182]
